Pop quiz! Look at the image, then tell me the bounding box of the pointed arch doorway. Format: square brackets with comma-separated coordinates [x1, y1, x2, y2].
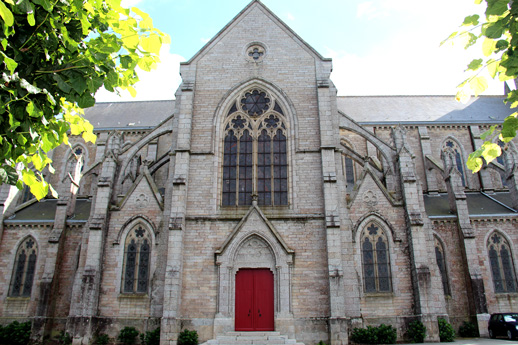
[235, 268, 274, 331]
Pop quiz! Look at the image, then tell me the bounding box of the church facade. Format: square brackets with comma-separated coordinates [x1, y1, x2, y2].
[1, 1, 518, 344]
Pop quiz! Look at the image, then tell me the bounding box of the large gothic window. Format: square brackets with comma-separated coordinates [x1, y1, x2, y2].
[10, 237, 37, 297]
[443, 140, 466, 187]
[488, 232, 517, 293]
[361, 222, 391, 293]
[222, 88, 288, 206]
[122, 225, 151, 293]
[434, 237, 451, 296]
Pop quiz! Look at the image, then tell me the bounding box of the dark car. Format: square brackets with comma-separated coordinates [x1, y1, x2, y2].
[488, 313, 518, 340]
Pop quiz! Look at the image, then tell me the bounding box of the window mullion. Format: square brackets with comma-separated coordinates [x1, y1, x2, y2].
[252, 134, 258, 198]
[236, 137, 241, 206]
[270, 137, 274, 205]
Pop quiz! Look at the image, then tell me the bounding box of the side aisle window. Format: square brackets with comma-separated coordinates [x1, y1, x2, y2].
[361, 222, 391, 293]
[10, 237, 38, 297]
[488, 232, 517, 293]
[122, 225, 151, 293]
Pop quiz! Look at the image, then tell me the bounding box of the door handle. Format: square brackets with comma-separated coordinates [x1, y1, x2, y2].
[248, 309, 251, 317]
[258, 309, 261, 317]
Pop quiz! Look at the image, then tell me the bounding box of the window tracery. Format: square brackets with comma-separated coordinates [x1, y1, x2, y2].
[488, 232, 517, 293]
[10, 237, 37, 297]
[222, 88, 288, 206]
[122, 225, 151, 293]
[361, 222, 391, 293]
[443, 139, 466, 187]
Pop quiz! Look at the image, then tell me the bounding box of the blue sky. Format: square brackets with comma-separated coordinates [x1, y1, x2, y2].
[96, 0, 504, 102]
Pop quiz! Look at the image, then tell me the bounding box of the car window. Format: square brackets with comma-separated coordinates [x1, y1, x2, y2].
[504, 315, 518, 322]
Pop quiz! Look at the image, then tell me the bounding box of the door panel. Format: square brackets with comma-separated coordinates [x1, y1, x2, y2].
[235, 269, 274, 331]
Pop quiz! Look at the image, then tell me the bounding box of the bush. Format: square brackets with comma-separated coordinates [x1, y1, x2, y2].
[350, 324, 397, 344]
[317, 342, 328, 345]
[58, 330, 72, 345]
[118, 326, 140, 345]
[0, 321, 32, 345]
[458, 321, 479, 337]
[177, 329, 198, 345]
[140, 327, 160, 345]
[94, 333, 110, 345]
[406, 320, 426, 343]
[438, 318, 455, 342]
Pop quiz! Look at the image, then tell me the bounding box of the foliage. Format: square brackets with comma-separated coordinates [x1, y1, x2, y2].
[443, 0, 518, 172]
[406, 320, 426, 343]
[317, 342, 328, 345]
[58, 330, 72, 345]
[0, 320, 32, 345]
[0, 0, 169, 199]
[118, 326, 140, 345]
[177, 329, 198, 345]
[140, 327, 160, 345]
[458, 321, 479, 337]
[94, 333, 110, 345]
[350, 324, 397, 344]
[438, 318, 455, 342]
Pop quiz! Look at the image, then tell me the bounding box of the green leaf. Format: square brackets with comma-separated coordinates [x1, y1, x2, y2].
[27, 11, 35, 26]
[0, 165, 18, 185]
[482, 37, 497, 57]
[463, 14, 480, 26]
[483, 21, 505, 39]
[481, 142, 502, 164]
[0, 51, 18, 73]
[467, 58, 483, 71]
[467, 150, 484, 173]
[32, 0, 53, 12]
[469, 76, 488, 96]
[487, 59, 500, 78]
[486, 0, 509, 16]
[501, 115, 518, 140]
[0, 1, 14, 27]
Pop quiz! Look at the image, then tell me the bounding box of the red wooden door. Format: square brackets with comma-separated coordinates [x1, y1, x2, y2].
[235, 269, 274, 331]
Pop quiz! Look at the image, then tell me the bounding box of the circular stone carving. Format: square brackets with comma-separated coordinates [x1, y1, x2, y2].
[246, 44, 266, 62]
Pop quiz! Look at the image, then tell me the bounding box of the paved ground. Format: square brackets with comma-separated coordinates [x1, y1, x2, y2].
[401, 338, 518, 345]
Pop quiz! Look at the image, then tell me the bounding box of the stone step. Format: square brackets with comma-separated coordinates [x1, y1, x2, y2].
[200, 332, 304, 345]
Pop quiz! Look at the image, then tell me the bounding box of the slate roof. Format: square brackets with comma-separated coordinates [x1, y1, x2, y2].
[5, 199, 92, 224]
[83, 96, 512, 129]
[338, 95, 513, 124]
[84, 100, 175, 129]
[424, 192, 517, 218]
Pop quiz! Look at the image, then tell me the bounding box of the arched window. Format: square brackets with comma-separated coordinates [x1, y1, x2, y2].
[434, 237, 450, 296]
[222, 88, 288, 206]
[443, 140, 466, 187]
[496, 140, 508, 187]
[10, 237, 37, 297]
[361, 222, 391, 293]
[488, 232, 517, 293]
[122, 225, 151, 293]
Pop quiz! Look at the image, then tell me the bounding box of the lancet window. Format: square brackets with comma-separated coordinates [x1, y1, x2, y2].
[122, 225, 151, 293]
[488, 232, 517, 293]
[10, 237, 37, 297]
[443, 140, 466, 187]
[361, 222, 391, 293]
[222, 88, 288, 206]
[434, 237, 451, 296]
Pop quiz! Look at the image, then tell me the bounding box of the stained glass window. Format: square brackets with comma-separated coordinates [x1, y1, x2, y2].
[343, 155, 355, 192]
[434, 237, 451, 296]
[488, 233, 517, 293]
[496, 141, 508, 187]
[10, 237, 37, 297]
[361, 222, 391, 293]
[223, 89, 288, 206]
[122, 225, 151, 293]
[444, 140, 466, 187]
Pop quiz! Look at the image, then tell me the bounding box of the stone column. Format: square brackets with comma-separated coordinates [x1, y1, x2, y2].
[161, 73, 195, 345]
[68, 132, 121, 345]
[393, 126, 446, 342]
[442, 147, 489, 336]
[418, 126, 439, 193]
[316, 60, 350, 345]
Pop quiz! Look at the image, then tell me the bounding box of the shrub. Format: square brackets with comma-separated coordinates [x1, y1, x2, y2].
[350, 324, 397, 344]
[177, 329, 198, 345]
[58, 330, 73, 345]
[438, 318, 455, 342]
[94, 333, 110, 345]
[140, 327, 160, 345]
[317, 342, 328, 345]
[118, 326, 140, 345]
[458, 321, 479, 337]
[406, 320, 426, 343]
[0, 321, 32, 345]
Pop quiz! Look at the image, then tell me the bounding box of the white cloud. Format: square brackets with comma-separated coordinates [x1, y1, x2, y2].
[201, 37, 211, 44]
[357, 1, 382, 20]
[286, 12, 295, 21]
[95, 45, 185, 102]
